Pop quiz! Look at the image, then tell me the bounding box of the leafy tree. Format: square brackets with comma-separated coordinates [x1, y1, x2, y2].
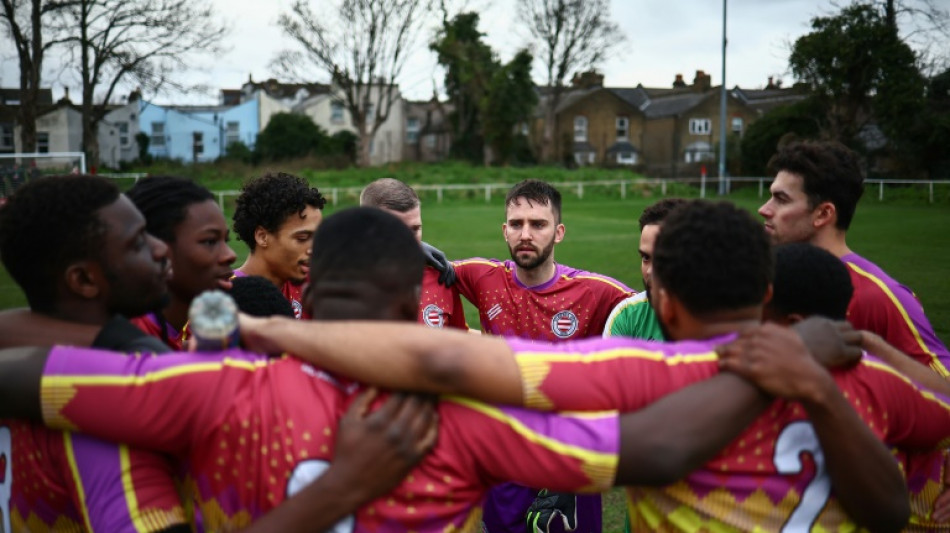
[431, 12, 497, 163]
[328, 130, 358, 163]
[223, 141, 255, 164]
[481, 49, 537, 165]
[255, 113, 329, 161]
[740, 99, 822, 176]
[134, 131, 151, 164]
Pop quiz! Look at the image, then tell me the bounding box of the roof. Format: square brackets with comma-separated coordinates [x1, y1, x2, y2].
[0, 88, 53, 106]
[246, 79, 330, 100]
[643, 92, 711, 118]
[609, 87, 650, 110]
[606, 141, 639, 154]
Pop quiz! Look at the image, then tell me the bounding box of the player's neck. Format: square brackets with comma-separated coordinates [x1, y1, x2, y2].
[238, 254, 284, 287]
[163, 295, 191, 331]
[515, 260, 557, 287]
[47, 301, 112, 326]
[811, 229, 852, 258]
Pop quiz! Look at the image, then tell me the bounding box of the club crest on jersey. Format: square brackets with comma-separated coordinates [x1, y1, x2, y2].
[551, 310, 579, 338]
[422, 304, 445, 328]
[292, 299, 303, 319]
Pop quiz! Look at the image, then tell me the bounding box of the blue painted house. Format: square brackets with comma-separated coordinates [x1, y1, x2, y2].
[139, 99, 258, 162]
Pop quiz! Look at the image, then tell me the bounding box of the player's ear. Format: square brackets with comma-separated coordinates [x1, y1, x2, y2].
[812, 201, 836, 229]
[762, 283, 774, 306]
[655, 286, 674, 327]
[254, 226, 269, 249]
[554, 223, 565, 244]
[65, 261, 103, 299]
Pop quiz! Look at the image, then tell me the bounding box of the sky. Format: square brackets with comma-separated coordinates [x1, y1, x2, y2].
[1, 0, 830, 105]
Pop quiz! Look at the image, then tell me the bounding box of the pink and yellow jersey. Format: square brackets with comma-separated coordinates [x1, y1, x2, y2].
[453, 259, 633, 340]
[418, 266, 467, 329]
[843, 252, 950, 377]
[2, 420, 186, 532]
[233, 269, 309, 320]
[510, 335, 950, 531]
[129, 312, 187, 351]
[40, 346, 619, 532]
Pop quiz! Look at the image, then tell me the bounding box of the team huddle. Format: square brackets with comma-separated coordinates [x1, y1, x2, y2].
[0, 139, 947, 533]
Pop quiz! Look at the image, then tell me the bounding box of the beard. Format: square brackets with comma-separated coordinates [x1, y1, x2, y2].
[509, 239, 555, 271]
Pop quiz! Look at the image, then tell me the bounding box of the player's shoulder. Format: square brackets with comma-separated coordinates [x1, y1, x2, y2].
[557, 264, 633, 294]
[453, 257, 506, 269]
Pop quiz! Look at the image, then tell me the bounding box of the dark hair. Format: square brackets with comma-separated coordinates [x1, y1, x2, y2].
[126, 176, 215, 243]
[505, 179, 562, 223]
[310, 207, 424, 292]
[0, 175, 119, 312]
[653, 200, 773, 317]
[360, 177, 420, 212]
[229, 275, 295, 318]
[638, 198, 689, 230]
[767, 141, 865, 230]
[771, 243, 853, 320]
[233, 172, 327, 251]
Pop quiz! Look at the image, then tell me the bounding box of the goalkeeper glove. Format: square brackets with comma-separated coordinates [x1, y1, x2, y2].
[421, 241, 457, 287]
[525, 490, 578, 533]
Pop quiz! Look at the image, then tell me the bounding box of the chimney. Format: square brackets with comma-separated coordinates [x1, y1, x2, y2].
[571, 70, 604, 89]
[673, 74, 686, 88]
[58, 86, 72, 105]
[127, 88, 142, 103]
[766, 76, 777, 90]
[693, 70, 711, 92]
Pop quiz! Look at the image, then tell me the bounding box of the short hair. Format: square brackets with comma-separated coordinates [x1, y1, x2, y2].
[638, 198, 689, 230]
[229, 276, 295, 318]
[505, 179, 562, 223]
[310, 207, 424, 292]
[233, 172, 327, 251]
[653, 200, 773, 317]
[0, 175, 119, 312]
[126, 176, 214, 243]
[770, 243, 853, 320]
[767, 141, 865, 230]
[360, 177, 420, 212]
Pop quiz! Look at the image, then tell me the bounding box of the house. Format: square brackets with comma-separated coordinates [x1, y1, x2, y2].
[98, 90, 143, 168]
[534, 70, 807, 176]
[294, 83, 405, 166]
[13, 91, 84, 156]
[403, 99, 452, 162]
[139, 97, 259, 163]
[225, 76, 331, 131]
[0, 87, 54, 154]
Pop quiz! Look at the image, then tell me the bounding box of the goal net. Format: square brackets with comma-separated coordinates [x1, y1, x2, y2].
[0, 152, 87, 198]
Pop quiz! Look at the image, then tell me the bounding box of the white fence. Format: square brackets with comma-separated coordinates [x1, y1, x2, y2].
[206, 177, 950, 209]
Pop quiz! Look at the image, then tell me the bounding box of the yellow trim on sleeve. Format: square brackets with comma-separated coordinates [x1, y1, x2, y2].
[63, 432, 95, 532]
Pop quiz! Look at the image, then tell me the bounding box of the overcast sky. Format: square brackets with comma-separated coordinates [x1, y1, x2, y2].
[2, 0, 832, 104]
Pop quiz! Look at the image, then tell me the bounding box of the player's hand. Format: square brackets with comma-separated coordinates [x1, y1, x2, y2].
[526, 490, 578, 533]
[717, 323, 834, 402]
[331, 388, 439, 503]
[792, 317, 863, 369]
[421, 241, 456, 287]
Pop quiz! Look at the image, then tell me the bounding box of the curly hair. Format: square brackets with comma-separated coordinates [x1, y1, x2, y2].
[771, 243, 853, 320]
[767, 141, 865, 230]
[229, 275, 295, 318]
[126, 176, 215, 243]
[653, 200, 773, 317]
[0, 175, 119, 312]
[505, 180, 562, 223]
[638, 198, 689, 230]
[232, 172, 327, 251]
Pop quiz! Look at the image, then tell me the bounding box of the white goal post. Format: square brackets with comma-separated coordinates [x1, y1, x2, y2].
[0, 152, 87, 196]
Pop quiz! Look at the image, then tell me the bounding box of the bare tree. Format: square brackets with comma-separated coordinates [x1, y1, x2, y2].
[0, 0, 58, 153]
[50, 0, 226, 168]
[277, 0, 426, 167]
[517, 0, 624, 162]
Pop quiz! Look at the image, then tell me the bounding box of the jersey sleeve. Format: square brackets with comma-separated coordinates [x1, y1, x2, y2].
[440, 397, 618, 493]
[847, 265, 950, 377]
[845, 358, 950, 450]
[510, 336, 720, 411]
[603, 294, 645, 338]
[41, 346, 267, 455]
[452, 258, 496, 304]
[60, 432, 186, 532]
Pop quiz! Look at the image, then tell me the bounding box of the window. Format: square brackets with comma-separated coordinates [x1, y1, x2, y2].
[193, 131, 204, 155]
[331, 102, 344, 124]
[119, 122, 129, 146]
[731, 117, 743, 134]
[573, 151, 595, 166]
[684, 141, 714, 163]
[0, 124, 13, 149]
[406, 117, 420, 144]
[573, 116, 588, 142]
[617, 152, 638, 165]
[37, 132, 49, 153]
[151, 122, 166, 147]
[616, 117, 629, 141]
[689, 118, 711, 135]
[365, 104, 375, 125]
[225, 121, 240, 146]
